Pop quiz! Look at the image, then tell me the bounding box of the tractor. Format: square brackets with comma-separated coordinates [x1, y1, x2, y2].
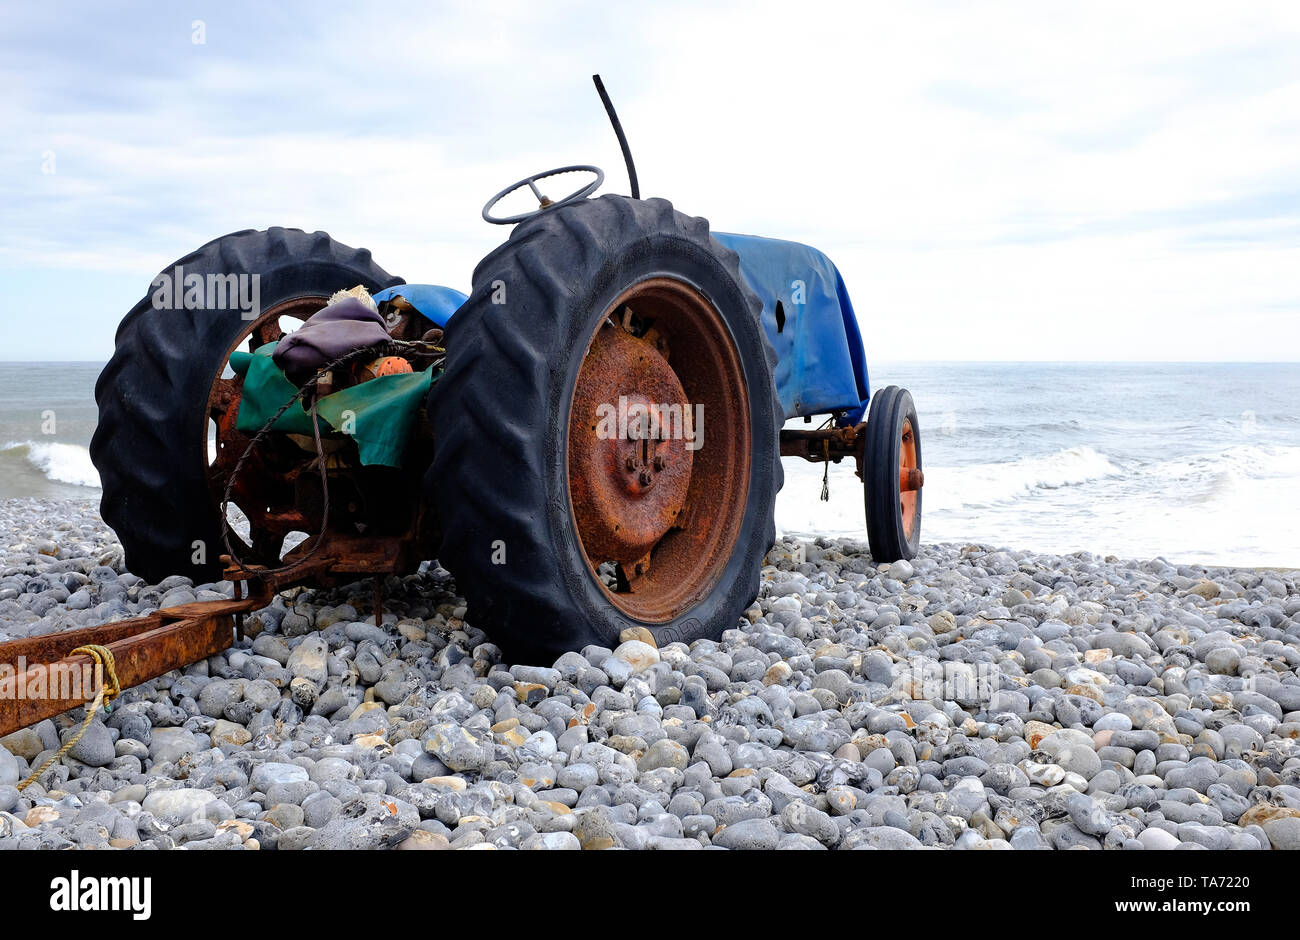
[88, 82, 924, 666]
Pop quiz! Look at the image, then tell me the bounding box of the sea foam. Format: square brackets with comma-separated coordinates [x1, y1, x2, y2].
[1, 440, 101, 488]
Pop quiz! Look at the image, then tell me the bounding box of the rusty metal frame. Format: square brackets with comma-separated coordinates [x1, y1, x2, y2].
[0, 506, 443, 737]
[0, 578, 273, 738]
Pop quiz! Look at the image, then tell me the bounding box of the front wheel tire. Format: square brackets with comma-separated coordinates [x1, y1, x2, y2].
[864, 385, 922, 562]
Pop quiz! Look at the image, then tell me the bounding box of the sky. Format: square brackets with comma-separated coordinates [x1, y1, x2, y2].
[2, 0, 1298, 362]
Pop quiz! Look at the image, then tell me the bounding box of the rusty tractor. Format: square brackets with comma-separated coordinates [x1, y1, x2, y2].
[0, 79, 922, 736]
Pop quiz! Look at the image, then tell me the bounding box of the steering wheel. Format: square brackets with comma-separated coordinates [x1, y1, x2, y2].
[482, 165, 604, 225]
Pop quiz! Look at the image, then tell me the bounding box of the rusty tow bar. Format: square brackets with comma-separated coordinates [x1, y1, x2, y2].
[0, 568, 275, 738]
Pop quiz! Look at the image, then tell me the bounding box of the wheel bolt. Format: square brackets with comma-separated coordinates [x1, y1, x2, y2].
[624, 455, 637, 471]
[653, 455, 666, 471]
[638, 469, 653, 486]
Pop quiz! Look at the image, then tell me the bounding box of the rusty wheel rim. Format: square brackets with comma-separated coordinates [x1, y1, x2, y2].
[567, 277, 752, 623]
[205, 295, 329, 562]
[899, 417, 919, 539]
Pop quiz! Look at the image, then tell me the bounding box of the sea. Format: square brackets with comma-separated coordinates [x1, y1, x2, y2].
[1, 361, 1297, 568]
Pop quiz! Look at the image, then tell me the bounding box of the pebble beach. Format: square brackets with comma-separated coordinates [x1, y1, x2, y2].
[1, 497, 1298, 851]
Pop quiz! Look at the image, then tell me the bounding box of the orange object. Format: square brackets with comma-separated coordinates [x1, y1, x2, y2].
[366, 356, 413, 378]
[899, 417, 919, 538]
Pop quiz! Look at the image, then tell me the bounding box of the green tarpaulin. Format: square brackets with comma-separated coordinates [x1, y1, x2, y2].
[229, 343, 433, 468]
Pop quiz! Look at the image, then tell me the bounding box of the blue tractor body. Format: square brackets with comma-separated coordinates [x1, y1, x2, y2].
[714, 233, 870, 425]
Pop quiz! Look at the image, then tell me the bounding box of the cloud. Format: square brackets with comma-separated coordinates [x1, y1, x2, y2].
[1, 0, 1298, 361]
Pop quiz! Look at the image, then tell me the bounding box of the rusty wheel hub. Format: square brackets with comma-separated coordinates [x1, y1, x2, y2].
[567, 277, 751, 622]
[569, 324, 693, 566]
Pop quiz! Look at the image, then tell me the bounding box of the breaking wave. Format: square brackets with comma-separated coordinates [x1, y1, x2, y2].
[923, 446, 1121, 512]
[1, 440, 101, 488]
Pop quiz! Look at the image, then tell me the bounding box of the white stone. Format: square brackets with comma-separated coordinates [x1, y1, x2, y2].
[612, 640, 660, 673]
[1138, 827, 1182, 850]
[142, 788, 218, 820]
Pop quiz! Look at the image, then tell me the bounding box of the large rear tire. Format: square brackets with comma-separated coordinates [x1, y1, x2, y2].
[91, 228, 403, 584]
[426, 195, 782, 664]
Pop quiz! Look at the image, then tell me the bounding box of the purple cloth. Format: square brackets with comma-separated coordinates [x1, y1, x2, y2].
[272, 298, 391, 385]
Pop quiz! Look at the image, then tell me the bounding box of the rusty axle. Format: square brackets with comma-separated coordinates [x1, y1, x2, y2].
[779, 423, 863, 462]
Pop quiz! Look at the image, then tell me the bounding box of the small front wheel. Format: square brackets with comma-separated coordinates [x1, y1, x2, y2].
[864, 385, 922, 561]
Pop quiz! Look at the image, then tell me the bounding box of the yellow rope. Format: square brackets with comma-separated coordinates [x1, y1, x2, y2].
[15, 645, 121, 793]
